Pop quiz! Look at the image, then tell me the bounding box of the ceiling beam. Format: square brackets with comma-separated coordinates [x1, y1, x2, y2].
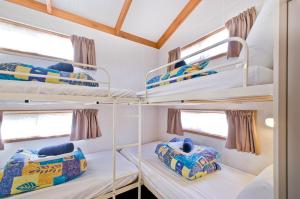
[6, 0, 158, 49]
[157, 0, 202, 48]
[115, 0, 132, 35]
[46, 0, 52, 14]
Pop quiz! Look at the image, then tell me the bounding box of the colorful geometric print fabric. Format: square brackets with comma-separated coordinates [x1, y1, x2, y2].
[147, 61, 217, 89]
[0, 63, 99, 87]
[0, 148, 87, 197]
[155, 142, 221, 180]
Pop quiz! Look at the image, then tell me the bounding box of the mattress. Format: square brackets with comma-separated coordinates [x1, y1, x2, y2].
[120, 141, 255, 199]
[9, 150, 138, 199]
[137, 65, 273, 98]
[0, 79, 136, 98]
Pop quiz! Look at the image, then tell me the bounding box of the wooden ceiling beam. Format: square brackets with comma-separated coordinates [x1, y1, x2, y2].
[157, 0, 202, 49]
[6, 0, 158, 48]
[46, 0, 52, 14]
[115, 0, 132, 35]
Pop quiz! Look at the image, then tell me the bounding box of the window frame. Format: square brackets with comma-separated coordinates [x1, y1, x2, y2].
[0, 17, 73, 60]
[181, 109, 228, 140]
[2, 110, 73, 143]
[181, 27, 228, 62]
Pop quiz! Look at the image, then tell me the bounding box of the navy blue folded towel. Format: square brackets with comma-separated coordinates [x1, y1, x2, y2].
[182, 138, 193, 153]
[38, 143, 74, 156]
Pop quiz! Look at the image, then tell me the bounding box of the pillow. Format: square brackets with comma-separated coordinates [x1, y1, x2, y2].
[38, 143, 74, 156]
[240, 0, 274, 68]
[237, 165, 273, 199]
[183, 138, 193, 153]
[174, 60, 187, 69]
[48, 62, 74, 72]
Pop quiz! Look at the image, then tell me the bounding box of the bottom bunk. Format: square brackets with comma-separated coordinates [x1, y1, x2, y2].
[120, 141, 273, 199]
[6, 150, 138, 199]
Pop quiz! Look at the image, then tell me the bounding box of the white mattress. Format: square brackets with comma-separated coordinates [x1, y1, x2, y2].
[11, 150, 138, 199]
[137, 65, 273, 97]
[120, 141, 255, 199]
[0, 80, 136, 98]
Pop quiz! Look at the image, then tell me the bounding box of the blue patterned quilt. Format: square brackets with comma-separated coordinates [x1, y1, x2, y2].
[147, 61, 217, 89]
[155, 142, 221, 180]
[0, 63, 99, 87]
[0, 148, 87, 197]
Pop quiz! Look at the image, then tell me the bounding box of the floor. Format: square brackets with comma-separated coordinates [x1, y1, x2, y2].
[114, 185, 157, 199]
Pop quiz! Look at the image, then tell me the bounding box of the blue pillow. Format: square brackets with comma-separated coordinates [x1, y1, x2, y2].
[38, 143, 74, 156]
[183, 138, 193, 153]
[48, 62, 74, 73]
[174, 60, 187, 69]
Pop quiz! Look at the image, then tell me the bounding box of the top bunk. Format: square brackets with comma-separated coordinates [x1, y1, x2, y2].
[0, 48, 138, 104]
[139, 37, 273, 104]
[139, 0, 274, 104]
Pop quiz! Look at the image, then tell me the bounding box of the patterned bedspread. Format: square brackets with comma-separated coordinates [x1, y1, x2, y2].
[0, 148, 87, 197]
[155, 142, 221, 180]
[147, 61, 217, 89]
[0, 63, 99, 87]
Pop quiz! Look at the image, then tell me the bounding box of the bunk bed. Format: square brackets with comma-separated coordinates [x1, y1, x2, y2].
[0, 49, 143, 199]
[120, 141, 273, 199]
[139, 37, 273, 104]
[0, 48, 137, 104]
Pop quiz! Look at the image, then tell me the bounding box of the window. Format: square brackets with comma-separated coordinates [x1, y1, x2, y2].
[181, 28, 229, 64]
[1, 111, 73, 142]
[181, 110, 228, 139]
[0, 19, 73, 60]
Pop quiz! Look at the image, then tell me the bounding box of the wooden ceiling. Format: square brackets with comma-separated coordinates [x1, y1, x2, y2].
[6, 0, 202, 49]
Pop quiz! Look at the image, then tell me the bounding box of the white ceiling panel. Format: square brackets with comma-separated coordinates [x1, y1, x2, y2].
[122, 0, 188, 41]
[37, 0, 124, 27]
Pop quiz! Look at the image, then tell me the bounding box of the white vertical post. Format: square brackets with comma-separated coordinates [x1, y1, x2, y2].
[112, 101, 116, 199]
[138, 100, 142, 199]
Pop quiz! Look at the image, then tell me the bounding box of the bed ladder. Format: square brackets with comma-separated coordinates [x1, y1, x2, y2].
[112, 100, 142, 199]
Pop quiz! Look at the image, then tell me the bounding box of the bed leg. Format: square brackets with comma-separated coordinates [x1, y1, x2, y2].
[138, 100, 142, 199]
[112, 101, 116, 199]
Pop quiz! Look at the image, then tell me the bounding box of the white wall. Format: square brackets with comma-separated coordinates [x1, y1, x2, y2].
[158, 0, 266, 65]
[0, 2, 160, 167]
[158, 102, 273, 175]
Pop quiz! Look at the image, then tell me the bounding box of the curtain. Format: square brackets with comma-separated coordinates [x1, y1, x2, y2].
[167, 109, 183, 135]
[225, 7, 257, 57]
[70, 109, 101, 141]
[167, 47, 181, 71]
[70, 35, 96, 68]
[0, 111, 3, 150]
[225, 110, 261, 155]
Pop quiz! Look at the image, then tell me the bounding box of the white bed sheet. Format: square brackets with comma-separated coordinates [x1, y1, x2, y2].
[120, 141, 255, 199]
[137, 65, 273, 97]
[0, 80, 136, 98]
[10, 150, 138, 199]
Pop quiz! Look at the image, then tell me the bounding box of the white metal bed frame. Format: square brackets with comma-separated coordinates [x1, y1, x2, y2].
[144, 37, 273, 104]
[0, 49, 143, 199]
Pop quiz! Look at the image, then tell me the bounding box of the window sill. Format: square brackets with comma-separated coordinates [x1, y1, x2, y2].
[4, 134, 70, 143]
[183, 129, 227, 140]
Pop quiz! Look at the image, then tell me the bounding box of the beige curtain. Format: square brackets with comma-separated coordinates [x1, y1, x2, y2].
[167, 109, 183, 135]
[0, 111, 3, 150]
[70, 109, 101, 141]
[167, 47, 181, 71]
[225, 110, 261, 155]
[70, 35, 96, 68]
[225, 7, 257, 57]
